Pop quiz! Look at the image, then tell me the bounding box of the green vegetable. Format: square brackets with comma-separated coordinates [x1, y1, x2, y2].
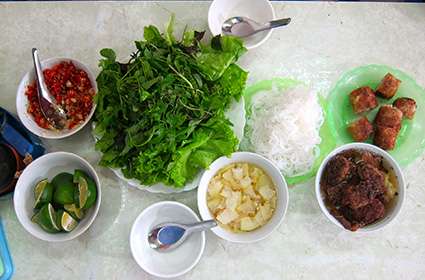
[94, 18, 248, 188]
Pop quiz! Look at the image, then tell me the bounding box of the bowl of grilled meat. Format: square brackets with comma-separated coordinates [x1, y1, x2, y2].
[315, 143, 405, 232]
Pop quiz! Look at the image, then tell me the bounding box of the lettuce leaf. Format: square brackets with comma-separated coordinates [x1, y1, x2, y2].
[167, 115, 238, 187]
[196, 35, 247, 81]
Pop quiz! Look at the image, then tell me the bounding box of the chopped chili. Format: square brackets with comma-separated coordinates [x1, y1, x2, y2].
[25, 61, 95, 130]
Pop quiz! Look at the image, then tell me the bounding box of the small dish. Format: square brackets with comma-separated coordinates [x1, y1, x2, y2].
[13, 152, 101, 242]
[208, 0, 275, 49]
[315, 142, 405, 232]
[16, 57, 97, 139]
[327, 64, 425, 166]
[197, 152, 289, 243]
[130, 201, 205, 278]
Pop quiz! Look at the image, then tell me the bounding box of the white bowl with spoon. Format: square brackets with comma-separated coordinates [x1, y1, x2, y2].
[130, 201, 206, 278]
[209, 0, 285, 49]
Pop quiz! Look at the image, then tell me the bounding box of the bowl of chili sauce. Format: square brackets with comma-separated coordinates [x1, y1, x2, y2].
[16, 57, 97, 139]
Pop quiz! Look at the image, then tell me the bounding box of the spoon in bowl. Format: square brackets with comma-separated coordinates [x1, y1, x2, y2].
[32, 48, 67, 129]
[148, 219, 217, 252]
[222, 16, 291, 38]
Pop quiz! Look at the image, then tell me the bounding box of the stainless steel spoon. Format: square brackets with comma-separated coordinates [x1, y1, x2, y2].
[148, 219, 217, 252]
[222, 16, 291, 38]
[32, 48, 67, 129]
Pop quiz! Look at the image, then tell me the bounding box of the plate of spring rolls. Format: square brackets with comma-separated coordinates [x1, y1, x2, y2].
[327, 64, 425, 166]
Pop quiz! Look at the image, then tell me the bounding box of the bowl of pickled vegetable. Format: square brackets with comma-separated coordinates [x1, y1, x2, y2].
[197, 152, 289, 243]
[13, 152, 101, 242]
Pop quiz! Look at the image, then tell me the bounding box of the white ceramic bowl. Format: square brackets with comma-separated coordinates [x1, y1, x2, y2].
[16, 57, 97, 139]
[14, 152, 101, 242]
[130, 201, 205, 278]
[197, 152, 289, 243]
[208, 0, 275, 49]
[315, 143, 406, 232]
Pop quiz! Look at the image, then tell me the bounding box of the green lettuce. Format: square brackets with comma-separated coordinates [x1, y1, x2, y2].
[94, 18, 247, 188]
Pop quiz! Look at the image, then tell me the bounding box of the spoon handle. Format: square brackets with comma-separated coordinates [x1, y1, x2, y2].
[186, 219, 217, 233]
[268, 18, 291, 29]
[31, 48, 52, 102]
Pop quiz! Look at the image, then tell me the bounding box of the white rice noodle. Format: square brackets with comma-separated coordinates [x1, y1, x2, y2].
[247, 85, 323, 177]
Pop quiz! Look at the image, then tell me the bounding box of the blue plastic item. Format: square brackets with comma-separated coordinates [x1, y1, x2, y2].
[0, 107, 45, 159]
[0, 107, 45, 199]
[0, 220, 13, 280]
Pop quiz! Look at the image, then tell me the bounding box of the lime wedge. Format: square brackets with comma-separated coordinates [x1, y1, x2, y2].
[52, 172, 75, 205]
[33, 179, 53, 209]
[73, 170, 97, 210]
[64, 204, 85, 220]
[59, 211, 78, 232]
[31, 203, 60, 233]
[74, 177, 88, 208]
[34, 179, 48, 199]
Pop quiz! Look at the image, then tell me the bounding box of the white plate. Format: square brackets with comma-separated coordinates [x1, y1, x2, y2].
[130, 201, 205, 278]
[100, 97, 245, 194]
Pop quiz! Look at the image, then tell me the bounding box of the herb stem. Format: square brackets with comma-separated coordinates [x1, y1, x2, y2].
[168, 64, 194, 90]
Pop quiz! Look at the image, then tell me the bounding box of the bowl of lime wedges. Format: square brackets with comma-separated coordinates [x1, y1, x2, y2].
[13, 152, 101, 242]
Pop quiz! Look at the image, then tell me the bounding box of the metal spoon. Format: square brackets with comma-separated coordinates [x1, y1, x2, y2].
[31, 48, 67, 129]
[148, 219, 217, 252]
[222, 16, 291, 38]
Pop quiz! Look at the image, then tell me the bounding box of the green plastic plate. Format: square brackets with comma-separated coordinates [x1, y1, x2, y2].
[241, 77, 336, 185]
[327, 64, 425, 166]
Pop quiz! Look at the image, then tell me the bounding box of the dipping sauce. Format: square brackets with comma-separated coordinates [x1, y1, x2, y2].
[321, 149, 398, 231]
[207, 163, 277, 232]
[0, 144, 17, 195]
[25, 61, 95, 130]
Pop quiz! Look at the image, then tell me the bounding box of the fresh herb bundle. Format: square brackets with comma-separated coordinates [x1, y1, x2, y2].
[94, 17, 248, 188]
